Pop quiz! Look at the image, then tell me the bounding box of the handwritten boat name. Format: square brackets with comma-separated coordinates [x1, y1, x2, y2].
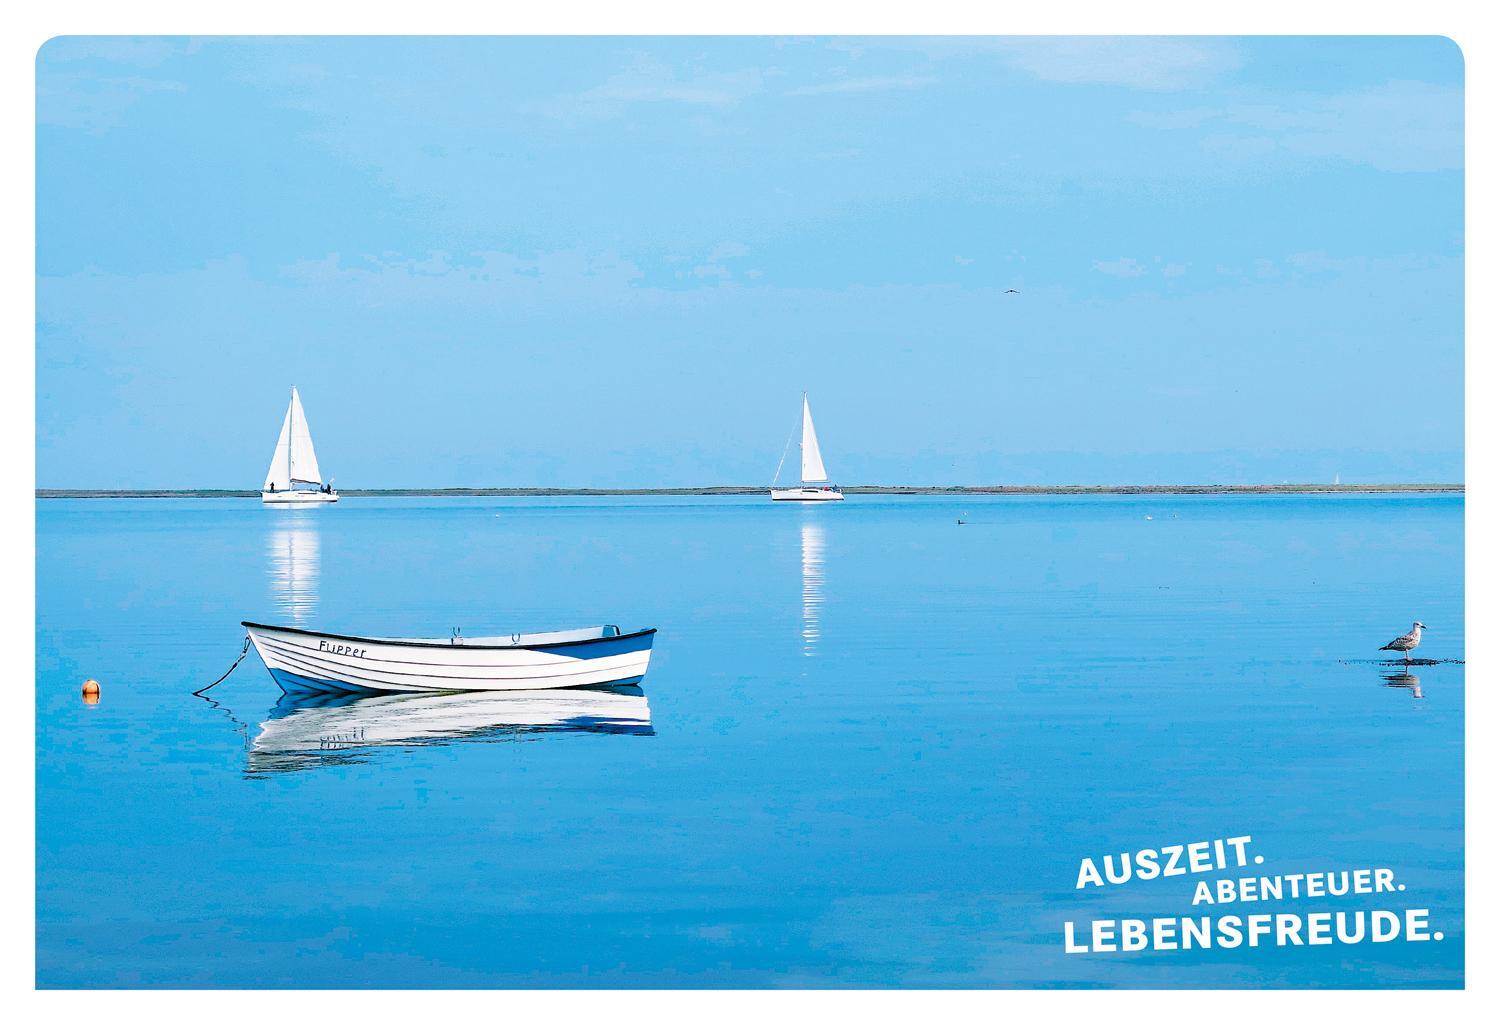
[318, 640, 368, 658]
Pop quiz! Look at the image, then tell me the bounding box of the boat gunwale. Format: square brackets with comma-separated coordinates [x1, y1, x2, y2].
[242, 620, 657, 651]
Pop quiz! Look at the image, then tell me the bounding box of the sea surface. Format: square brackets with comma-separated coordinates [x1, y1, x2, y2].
[35, 494, 1464, 988]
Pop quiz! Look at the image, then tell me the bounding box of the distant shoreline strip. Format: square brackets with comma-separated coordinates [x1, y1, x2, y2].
[35, 484, 1465, 499]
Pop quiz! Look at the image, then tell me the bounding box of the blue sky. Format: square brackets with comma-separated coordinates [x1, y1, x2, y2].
[36, 36, 1463, 487]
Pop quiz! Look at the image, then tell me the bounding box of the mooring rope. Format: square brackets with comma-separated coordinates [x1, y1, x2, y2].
[193, 635, 251, 696]
[195, 692, 254, 749]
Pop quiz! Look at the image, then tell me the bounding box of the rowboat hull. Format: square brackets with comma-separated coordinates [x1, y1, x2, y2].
[243, 621, 656, 694]
[771, 486, 844, 502]
[261, 490, 338, 504]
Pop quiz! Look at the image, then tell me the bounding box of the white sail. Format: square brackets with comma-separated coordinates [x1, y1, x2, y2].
[264, 387, 326, 491]
[800, 394, 829, 483]
[287, 387, 324, 485]
[264, 403, 293, 490]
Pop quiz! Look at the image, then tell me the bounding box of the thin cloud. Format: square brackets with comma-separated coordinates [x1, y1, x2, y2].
[37, 72, 187, 133]
[1002, 37, 1238, 90]
[893, 36, 1241, 91]
[1094, 257, 1147, 278]
[818, 36, 1239, 91]
[552, 57, 763, 118]
[1132, 80, 1462, 173]
[785, 75, 936, 97]
[39, 36, 196, 68]
[690, 241, 750, 281]
[275, 248, 649, 312]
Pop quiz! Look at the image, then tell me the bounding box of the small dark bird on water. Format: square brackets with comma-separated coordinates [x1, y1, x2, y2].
[1379, 621, 1427, 662]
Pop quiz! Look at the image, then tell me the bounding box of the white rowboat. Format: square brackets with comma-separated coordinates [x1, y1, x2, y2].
[770, 393, 844, 502]
[243, 621, 656, 694]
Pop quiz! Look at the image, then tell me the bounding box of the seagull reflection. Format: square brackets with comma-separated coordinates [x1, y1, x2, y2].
[267, 514, 320, 625]
[245, 685, 653, 775]
[801, 518, 825, 656]
[1382, 671, 1424, 700]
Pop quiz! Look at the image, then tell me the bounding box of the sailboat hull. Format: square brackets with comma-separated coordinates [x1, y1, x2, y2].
[261, 490, 339, 504]
[770, 486, 844, 502]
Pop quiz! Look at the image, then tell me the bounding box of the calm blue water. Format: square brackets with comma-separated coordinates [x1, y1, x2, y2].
[36, 495, 1464, 988]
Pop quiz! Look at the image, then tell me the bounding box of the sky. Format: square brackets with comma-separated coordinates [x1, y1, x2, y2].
[36, 36, 1464, 487]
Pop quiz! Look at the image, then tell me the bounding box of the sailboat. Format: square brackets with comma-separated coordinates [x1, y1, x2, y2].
[770, 393, 844, 502]
[261, 386, 338, 504]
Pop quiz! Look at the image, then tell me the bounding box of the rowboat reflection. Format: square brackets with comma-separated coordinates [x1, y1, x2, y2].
[247, 684, 653, 774]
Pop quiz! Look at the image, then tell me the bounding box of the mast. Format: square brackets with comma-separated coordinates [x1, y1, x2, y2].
[288, 386, 295, 486]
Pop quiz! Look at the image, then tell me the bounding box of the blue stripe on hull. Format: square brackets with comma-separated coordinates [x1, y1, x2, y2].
[270, 668, 380, 695]
[531, 631, 655, 660]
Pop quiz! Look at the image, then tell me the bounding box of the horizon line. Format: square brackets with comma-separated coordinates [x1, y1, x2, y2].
[35, 483, 1466, 499]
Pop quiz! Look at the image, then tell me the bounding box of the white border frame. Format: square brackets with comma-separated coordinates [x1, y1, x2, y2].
[7, 2, 1490, 1018]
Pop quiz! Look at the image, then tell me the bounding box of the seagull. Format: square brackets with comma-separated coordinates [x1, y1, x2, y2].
[1379, 621, 1427, 663]
[1005, 289, 1020, 294]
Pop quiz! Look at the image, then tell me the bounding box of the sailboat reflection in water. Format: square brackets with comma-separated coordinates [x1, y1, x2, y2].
[267, 516, 319, 625]
[246, 685, 653, 775]
[801, 519, 825, 656]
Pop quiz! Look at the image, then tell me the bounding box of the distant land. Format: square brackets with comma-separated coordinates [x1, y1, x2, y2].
[37, 484, 1465, 498]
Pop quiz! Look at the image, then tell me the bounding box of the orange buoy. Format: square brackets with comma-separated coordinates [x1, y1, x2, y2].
[81, 679, 101, 703]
